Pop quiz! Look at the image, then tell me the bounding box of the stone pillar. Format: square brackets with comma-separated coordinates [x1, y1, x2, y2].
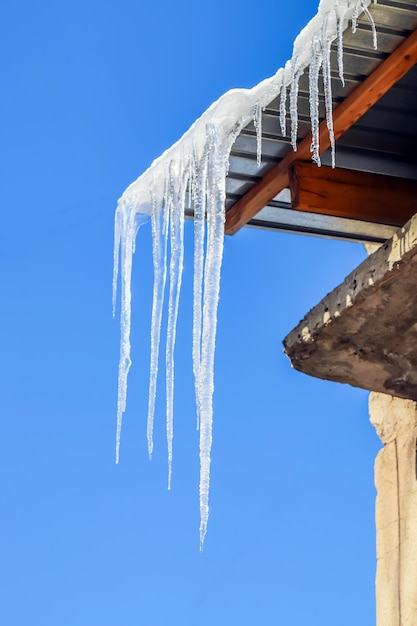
[369, 392, 417, 625]
[282, 217, 417, 623]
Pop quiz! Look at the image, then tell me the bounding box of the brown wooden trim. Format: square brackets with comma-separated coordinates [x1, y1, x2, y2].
[225, 28, 417, 235]
[289, 161, 417, 226]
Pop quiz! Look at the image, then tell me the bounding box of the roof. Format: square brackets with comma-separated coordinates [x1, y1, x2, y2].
[120, 0, 417, 244]
[224, 0, 417, 243]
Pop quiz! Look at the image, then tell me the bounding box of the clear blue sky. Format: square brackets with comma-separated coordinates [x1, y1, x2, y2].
[1, 1, 380, 624]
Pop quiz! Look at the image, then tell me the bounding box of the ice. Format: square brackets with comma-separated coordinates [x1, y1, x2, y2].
[198, 123, 239, 549]
[309, 35, 322, 166]
[361, 1, 378, 50]
[147, 185, 169, 459]
[254, 101, 263, 167]
[113, 204, 148, 464]
[191, 145, 208, 431]
[321, 13, 336, 167]
[290, 59, 302, 152]
[168, 160, 188, 489]
[113, 0, 377, 545]
[352, 3, 359, 33]
[336, 5, 348, 86]
[279, 81, 287, 137]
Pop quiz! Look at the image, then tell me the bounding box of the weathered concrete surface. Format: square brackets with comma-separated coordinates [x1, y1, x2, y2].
[283, 213, 417, 400]
[370, 392, 417, 626]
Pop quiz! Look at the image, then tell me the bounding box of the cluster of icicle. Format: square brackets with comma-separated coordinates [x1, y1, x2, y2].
[113, 0, 377, 549]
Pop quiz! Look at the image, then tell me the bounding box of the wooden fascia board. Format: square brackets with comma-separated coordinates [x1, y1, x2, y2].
[224, 28, 417, 235]
[289, 161, 417, 226]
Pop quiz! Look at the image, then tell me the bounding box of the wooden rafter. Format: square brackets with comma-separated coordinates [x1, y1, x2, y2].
[224, 28, 417, 236]
[289, 161, 417, 226]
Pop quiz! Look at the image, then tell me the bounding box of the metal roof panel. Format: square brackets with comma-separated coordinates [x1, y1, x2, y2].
[225, 0, 417, 242]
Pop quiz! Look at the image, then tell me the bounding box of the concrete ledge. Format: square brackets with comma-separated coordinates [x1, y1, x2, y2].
[283, 212, 417, 400]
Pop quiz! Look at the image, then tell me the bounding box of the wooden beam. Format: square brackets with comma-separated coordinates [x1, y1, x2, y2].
[225, 28, 417, 235]
[289, 161, 417, 226]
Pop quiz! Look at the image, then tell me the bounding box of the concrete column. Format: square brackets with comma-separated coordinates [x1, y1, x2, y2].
[370, 392, 417, 625]
[282, 216, 417, 623]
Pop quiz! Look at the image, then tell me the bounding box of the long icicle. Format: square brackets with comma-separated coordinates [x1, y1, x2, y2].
[309, 34, 323, 166]
[165, 160, 187, 490]
[321, 13, 336, 167]
[192, 145, 208, 431]
[360, 0, 378, 50]
[253, 101, 263, 167]
[199, 124, 227, 550]
[279, 81, 287, 137]
[336, 6, 348, 87]
[290, 58, 303, 152]
[147, 183, 169, 459]
[115, 203, 145, 464]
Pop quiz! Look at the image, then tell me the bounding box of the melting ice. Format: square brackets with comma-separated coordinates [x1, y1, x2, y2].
[113, 0, 377, 548]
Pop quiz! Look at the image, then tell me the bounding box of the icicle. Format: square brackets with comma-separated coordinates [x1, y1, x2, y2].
[309, 34, 323, 166]
[321, 13, 336, 167]
[146, 182, 169, 459]
[197, 120, 244, 549]
[198, 124, 227, 550]
[192, 144, 208, 431]
[112, 207, 122, 319]
[279, 81, 287, 137]
[289, 58, 303, 152]
[165, 160, 187, 490]
[114, 203, 148, 464]
[336, 6, 348, 87]
[113, 0, 383, 547]
[253, 101, 263, 167]
[351, 4, 359, 34]
[361, 1, 378, 50]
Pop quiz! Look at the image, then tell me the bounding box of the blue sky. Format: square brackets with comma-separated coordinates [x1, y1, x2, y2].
[1, 1, 380, 624]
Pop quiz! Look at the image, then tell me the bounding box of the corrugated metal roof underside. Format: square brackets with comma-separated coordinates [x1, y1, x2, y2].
[225, 0, 417, 242]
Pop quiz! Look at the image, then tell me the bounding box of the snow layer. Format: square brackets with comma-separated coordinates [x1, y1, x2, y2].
[113, 0, 376, 548]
